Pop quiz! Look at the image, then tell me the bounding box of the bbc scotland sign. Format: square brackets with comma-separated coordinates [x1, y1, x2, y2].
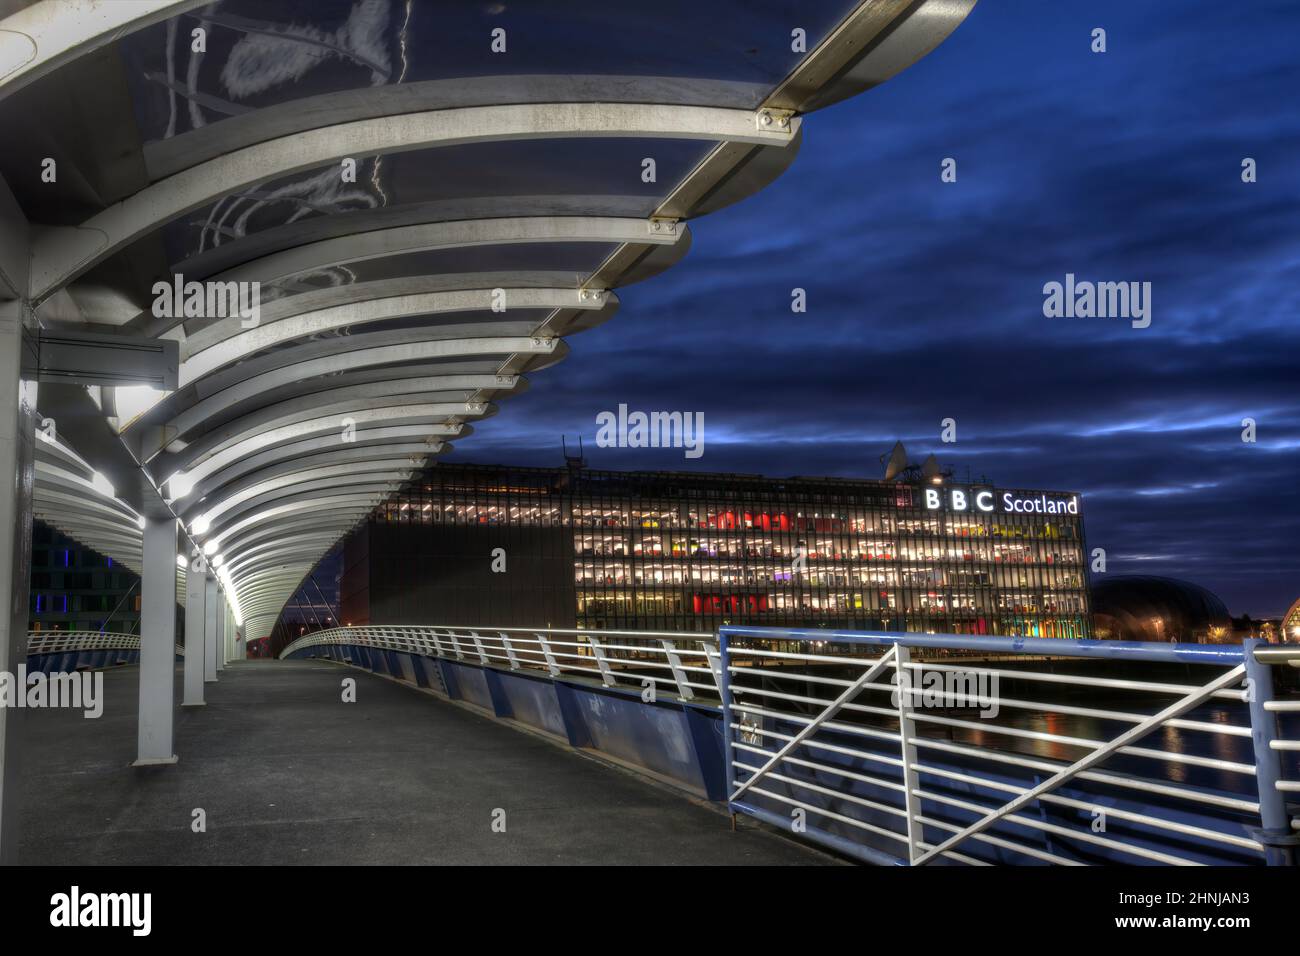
[923, 487, 1079, 515]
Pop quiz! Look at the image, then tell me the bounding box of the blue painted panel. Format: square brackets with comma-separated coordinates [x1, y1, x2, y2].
[417, 657, 444, 693]
[570, 687, 704, 791]
[494, 671, 568, 739]
[445, 661, 493, 711]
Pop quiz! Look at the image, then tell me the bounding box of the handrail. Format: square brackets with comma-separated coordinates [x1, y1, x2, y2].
[26, 631, 187, 659]
[282, 624, 721, 703]
[281, 623, 1299, 866]
[719, 626, 1299, 867]
[27, 631, 141, 654]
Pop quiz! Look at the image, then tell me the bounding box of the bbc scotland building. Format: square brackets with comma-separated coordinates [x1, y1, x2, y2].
[336, 457, 1091, 641]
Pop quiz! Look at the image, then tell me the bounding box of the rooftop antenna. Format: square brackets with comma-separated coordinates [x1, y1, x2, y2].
[882, 441, 908, 480]
[562, 434, 587, 471]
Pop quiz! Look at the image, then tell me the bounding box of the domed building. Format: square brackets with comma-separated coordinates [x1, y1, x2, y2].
[1091, 576, 1233, 644]
[1283, 597, 1300, 643]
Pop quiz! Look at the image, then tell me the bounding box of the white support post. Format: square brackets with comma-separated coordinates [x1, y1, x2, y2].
[470, 631, 488, 666]
[223, 604, 232, 665]
[660, 639, 694, 701]
[204, 577, 218, 682]
[0, 273, 36, 864]
[586, 636, 615, 687]
[537, 633, 560, 676]
[500, 633, 519, 670]
[894, 645, 922, 863]
[135, 517, 179, 766]
[182, 556, 206, 706]
[702, 639, 724, 695]
[215, 594, 225, 672]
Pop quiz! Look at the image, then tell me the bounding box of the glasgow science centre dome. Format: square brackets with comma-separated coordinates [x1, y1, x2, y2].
[1091, 575, 1233, 644]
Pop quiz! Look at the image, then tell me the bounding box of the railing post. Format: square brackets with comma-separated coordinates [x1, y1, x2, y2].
[718, 628, 737, 824]
[894, 643, 922, 864]
[702, 639, 723, 696]
[448, 631, 466, 660]
[135, 516, 179, 766]
[537, 633, 561, 676]
[586, 635, 615, 687]
[470, 631, 489, 666]
[430, 630, 448, 658]
[660, 639, 693, 700]
[500, 633, 520, 670]
[1244, 639, 1297, 865]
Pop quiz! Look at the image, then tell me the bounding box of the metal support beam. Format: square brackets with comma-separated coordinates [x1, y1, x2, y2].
[182, 556, 206, 706]
[894, 645, 922, 863]
[1244, 640, 1297, 865]
[135, 516, 178, 765]
[0, 1, 206, 100]
[0, 293, 36, 864]
[31, 103, 797, 299]
[215, 593, 225, 673]
[204, 576, 218, 683]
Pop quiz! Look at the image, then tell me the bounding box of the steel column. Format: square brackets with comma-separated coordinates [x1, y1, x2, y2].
[204, 577, 218, 682]
[135, 516, 179, 765]
[0, 293, 36, 864]
[215, 596, 225, 673]
[182, 557, 206, 706]
[1244, 640, 1297, 865]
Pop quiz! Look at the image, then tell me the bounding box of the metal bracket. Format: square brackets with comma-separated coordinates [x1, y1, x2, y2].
[537, 633, 561, 676]
[38, 324, 179, 389]
[660, 640, 694, 701]
[754, 108, 795, 133]
[586, 636, 615, 687]
[500, 633, 520, 670]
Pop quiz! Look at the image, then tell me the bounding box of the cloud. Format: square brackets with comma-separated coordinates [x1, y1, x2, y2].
[446, 0, 1300, 617]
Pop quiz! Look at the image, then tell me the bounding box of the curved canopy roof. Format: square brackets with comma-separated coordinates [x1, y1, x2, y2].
[1, 0, 975, 639]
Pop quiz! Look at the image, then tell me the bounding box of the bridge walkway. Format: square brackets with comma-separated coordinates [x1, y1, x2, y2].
[17, 660, 829, 865]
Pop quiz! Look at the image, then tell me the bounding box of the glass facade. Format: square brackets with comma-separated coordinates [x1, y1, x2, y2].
[372, 463, 1091, 639]
[28, 521, 142, 634]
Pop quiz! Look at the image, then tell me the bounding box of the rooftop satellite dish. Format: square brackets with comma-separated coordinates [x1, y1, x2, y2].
[883, 441, 908, 480]
[921, 454, 941, 479]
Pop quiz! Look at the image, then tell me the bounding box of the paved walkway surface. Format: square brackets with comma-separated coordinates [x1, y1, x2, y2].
[17, 660, 829, 865]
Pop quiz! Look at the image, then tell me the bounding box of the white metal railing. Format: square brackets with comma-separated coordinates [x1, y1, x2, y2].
[281, 624, 722, 702]
[26, 631, 187, 659]
[27, 631, 140, 654]
[720, 627, 1300, 867]
[280, 623, 1300, 866]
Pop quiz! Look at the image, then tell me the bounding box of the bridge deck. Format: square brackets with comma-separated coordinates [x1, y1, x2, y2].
[17, 660, 828, 865]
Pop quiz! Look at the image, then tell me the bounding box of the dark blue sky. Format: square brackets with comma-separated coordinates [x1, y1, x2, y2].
[445, 0, 1300, 618]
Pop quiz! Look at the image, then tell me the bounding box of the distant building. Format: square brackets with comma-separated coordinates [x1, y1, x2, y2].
[1279, 597, 1300, 643]
[29, 521, 141, 634]
[335, 451, 1091, 640]
[1091, 575, 1232, 643]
